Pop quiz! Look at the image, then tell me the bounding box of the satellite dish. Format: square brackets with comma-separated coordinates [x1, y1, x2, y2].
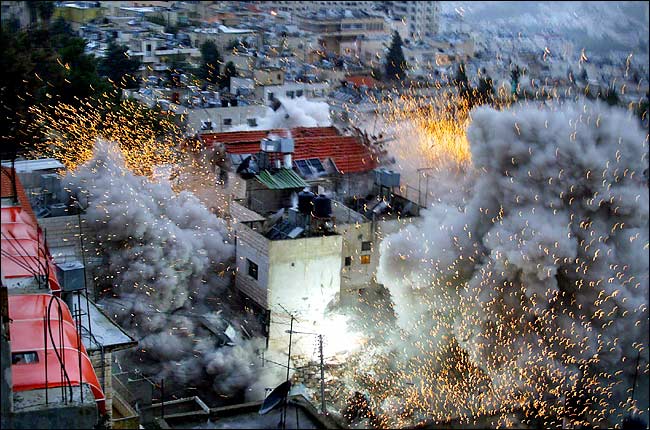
[259, 380, 291, 415]
[236, 155, 252, 174]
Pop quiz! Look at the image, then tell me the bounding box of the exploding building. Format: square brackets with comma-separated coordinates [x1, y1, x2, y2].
[196, 125, 421, 358]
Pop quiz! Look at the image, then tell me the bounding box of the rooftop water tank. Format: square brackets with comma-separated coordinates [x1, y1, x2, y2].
[312, 194, 332, 218]
[56, 261, 85, 292]
[374, 168, 400, 188]
[298, 190, 315, 214]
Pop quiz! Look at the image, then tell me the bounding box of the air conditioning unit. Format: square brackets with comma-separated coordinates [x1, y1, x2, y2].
[279, 137, 294, 153]
[260, 137, 281, 152]
[56, 261, 85, 292]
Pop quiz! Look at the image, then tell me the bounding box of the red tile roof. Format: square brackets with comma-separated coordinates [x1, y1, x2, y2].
[345, 75, 381, 89]
[200, 127, 377, 174]
[1, 167, 37, 225]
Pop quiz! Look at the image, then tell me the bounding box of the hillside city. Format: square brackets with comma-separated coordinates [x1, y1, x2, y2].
[1, 1, 649, 429]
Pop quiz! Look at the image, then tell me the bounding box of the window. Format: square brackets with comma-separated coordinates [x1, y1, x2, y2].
[360, 255, 370, 264]
[247, 259, 258, 280]
[296, 89, 303, 97]
[361, 241, 372, 251]
[247, 118, 258, 127]
[286, 90, 294, 99]
[345, 256, 352, 266]
[12, 351, 39, 365]
[267, 92, 275, 101]
[223, 118, 232, 126]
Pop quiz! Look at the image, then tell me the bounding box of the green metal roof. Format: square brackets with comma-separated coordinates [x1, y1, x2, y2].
[255, 168, 309, 190]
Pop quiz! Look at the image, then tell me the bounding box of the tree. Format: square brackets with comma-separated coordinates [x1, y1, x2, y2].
[0, 19, 112, 155]
[510, 64, 521, 95]
[385, 31, 407, 81]
[476, 74, 495, 105]
[219, 61, 238, 90]
[453, 62, 470, 100]
[199, 41, 221, 84]
[601, 85, 620, 106]
[28, 1, 55, 26]
[98, 40, 141, 89]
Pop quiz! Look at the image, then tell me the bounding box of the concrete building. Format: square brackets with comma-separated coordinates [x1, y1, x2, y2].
[295, 9, 387, 58]
[53, 2, 106, 30]
[1, 1, 34, 29]
[198, 127, 421, 358]
[189, 25, 259, 52]
[126, 35, 201, 72]
[256, 80, 330, 103]
[258, 1, 374, 14]
[389, 1, 440, 42]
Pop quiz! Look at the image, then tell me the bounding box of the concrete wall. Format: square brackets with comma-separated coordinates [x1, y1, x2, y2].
[8, 385, 98, 429]
[186, 105, 267, 134]
[235, 223, 271, 309]
[254, 82, 330, 102]
[89, 350, 113, 424]
[245, 180, 294, 215]
[267, 234, 342, 354]
[337, 217, 417, 304]
[337, 221, 374, 293]
[1, 287, 12, 419]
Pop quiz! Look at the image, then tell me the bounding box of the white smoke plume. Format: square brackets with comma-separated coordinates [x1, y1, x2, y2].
[66, 140, 266, 398]
[374, 100, 649, 427]
[231, 96, 331, 131]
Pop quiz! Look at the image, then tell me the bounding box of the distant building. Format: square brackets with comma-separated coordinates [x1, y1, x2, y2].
[53, 2, 106, 30]
[1, 1, 31, 29]
[126, 35, 201, 73]
[258, 1, 374, 14]
[388, 1, 440, 41]
[189, 25, 260, 52]
[295, 9, 387, 58]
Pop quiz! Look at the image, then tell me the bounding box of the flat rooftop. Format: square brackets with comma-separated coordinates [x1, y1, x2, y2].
[157, 395, 343, 429]
[82, 293, 137, 353]
[1, 158, 64, 173]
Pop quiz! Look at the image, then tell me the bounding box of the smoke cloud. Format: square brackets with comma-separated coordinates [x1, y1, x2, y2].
[232, 96, 331, 131]
[373, 100, 649, 427]
[66, 140, 266, 398]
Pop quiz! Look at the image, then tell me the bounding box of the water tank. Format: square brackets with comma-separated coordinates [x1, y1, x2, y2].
[374, 168, 401, 188]
[312, 194, 332, 218]
[56, 261, 85, 292]
[298, 191, 315, 214]
[48, 203, 68, 217]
